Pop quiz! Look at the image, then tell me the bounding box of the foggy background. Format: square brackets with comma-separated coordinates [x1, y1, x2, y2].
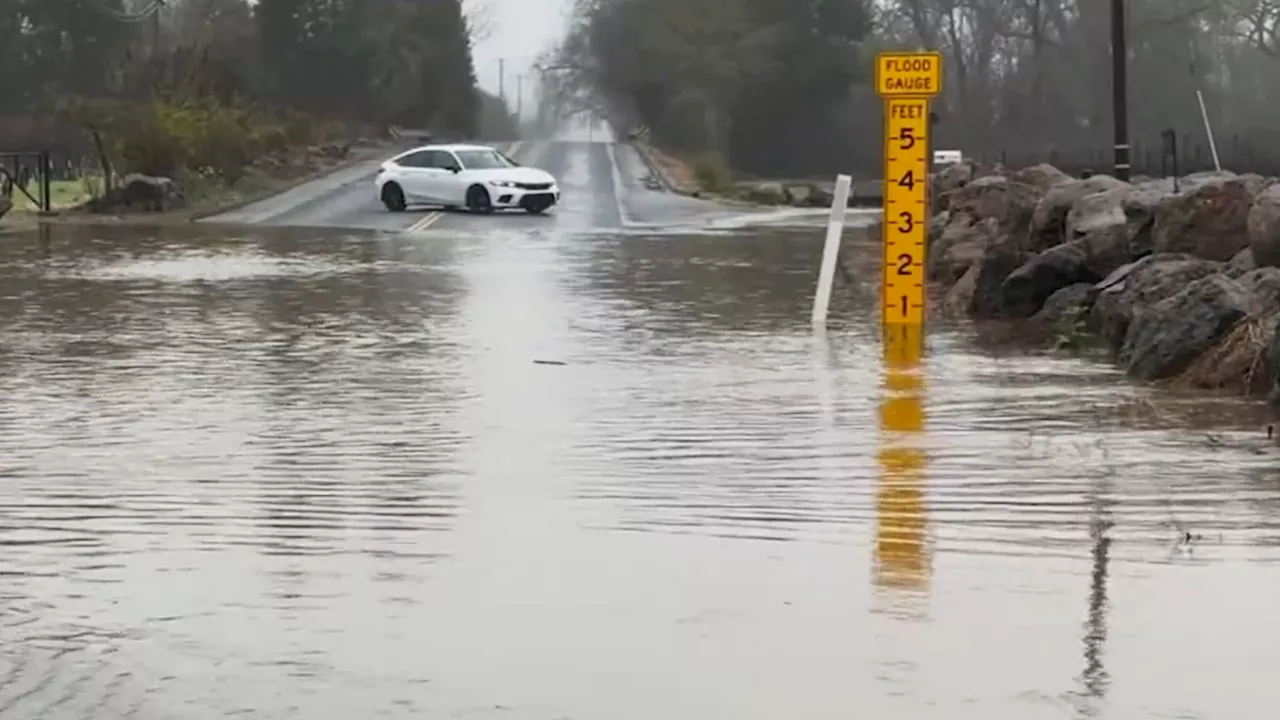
[535, 0, 1280, 180]
[472, 0, 572, 108]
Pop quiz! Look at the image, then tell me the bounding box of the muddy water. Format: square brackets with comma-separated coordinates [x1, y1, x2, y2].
[1, 217, 1280, 719]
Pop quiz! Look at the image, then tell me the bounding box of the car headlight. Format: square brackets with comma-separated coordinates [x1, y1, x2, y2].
[489, 180, 514, 187]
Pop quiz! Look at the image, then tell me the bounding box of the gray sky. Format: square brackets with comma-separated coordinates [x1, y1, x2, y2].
[471, 0, 572, 113]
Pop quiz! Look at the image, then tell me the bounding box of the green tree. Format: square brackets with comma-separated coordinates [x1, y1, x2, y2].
[548, 0, 873, 176]
[1, 0, 510, 179]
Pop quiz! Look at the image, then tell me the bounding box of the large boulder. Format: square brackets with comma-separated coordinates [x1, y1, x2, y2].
[1064, 184, 1164, 250]
[800, 182, 834, 208]
[117, 173, 185, 212]
[1227, 247, 1256, 277]
[1123, 274, 1258, 380]
[1030, 175, 1130, 251]
[1029, 282, 1095, 331]
[742, 181, 789, 205]
[1151, 173, 1265, 260]
[1165, 267, 1280, 393]
[934, 160, 975, 196]
[946, 175, 1042, 241]
[998, 221, 1139, 318]
[1247, 182, 1280, 268]
[999, 242, 1090, 319]
[970, 243, 1035, 318]
[1178, 308, 1278, 394]
[1009, 163, 1073, 192]
[1236, 266, 1280, 311]
[942, 262, 979, 317]
[926, 211, 949, 250]
[1065, 186, 1129, 239]
[1090, 253, 1221, 350]
[932, 160, 996, 213]
[928, 216, 1000, 283]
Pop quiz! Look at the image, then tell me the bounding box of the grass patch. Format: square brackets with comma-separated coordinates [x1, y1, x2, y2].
[689, 151, 731, 193]
[10, 176, 100, 211]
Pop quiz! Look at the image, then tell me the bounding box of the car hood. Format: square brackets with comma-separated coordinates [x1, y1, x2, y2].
[469, 167, 555, 184]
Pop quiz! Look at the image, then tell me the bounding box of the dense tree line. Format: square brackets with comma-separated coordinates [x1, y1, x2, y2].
[544, 0, 1280, 179]
[540, 0, 876, 178]
[0, 0, 514, 151]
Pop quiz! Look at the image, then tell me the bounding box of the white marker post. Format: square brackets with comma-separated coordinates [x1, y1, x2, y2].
[1196, 90, 1221, 172]
[811, 173, 853, 328]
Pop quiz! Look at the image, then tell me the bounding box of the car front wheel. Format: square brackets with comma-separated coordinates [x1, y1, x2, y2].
[466, 185, 494, 214]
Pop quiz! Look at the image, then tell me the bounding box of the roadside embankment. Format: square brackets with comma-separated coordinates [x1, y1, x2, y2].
[2, 141, 397, 232]
[0, 99, 411, 231]
[627, 138, 880, 208]
[843, 161, 1280, 401]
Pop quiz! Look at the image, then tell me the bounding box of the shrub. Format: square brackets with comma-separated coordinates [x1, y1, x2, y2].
[690, 151, 731, 192]
[63, 96, 344, 189]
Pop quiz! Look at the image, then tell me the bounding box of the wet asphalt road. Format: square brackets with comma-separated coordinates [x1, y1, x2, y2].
[201, 140, 743, 234]
[2, 139, 1280, 719]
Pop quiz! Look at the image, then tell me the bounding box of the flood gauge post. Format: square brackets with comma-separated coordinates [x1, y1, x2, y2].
[875, 51, 940, 333]
[871, 51, 942, 602]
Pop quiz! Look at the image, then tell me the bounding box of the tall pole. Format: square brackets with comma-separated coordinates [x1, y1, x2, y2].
[1110, 0, 1130, 181]
[516, 75, 523, 120]
[498, 58, 506, 108]
[152, 0, 163, 58]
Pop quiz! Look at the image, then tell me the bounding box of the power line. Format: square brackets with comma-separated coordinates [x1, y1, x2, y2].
[92, 0, 164, 24]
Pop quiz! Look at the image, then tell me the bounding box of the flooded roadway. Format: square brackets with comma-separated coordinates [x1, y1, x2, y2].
[2, 141, 1280, 719]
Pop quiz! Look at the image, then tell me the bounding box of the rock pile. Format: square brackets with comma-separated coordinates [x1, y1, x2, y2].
[881, 161, 1280, 399]
[735, 179, 882, 208]
[87, 173, 186, 213]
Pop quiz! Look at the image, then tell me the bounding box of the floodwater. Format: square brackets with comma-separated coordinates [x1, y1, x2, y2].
[3, 186, 1280, 719]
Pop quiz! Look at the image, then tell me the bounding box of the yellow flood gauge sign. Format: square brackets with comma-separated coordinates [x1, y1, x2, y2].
[876, 52, 941, 327]
[874, 52, 939, 603]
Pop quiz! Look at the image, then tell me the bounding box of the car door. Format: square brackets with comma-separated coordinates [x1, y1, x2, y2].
[428, 150, 467, 205]
[392, 150, 435, 200]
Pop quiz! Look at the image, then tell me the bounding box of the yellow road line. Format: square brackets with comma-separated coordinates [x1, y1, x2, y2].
[407, 211, 442, 232]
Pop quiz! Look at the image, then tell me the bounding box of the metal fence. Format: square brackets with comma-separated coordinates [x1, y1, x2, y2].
[967, 129, 1280, 179]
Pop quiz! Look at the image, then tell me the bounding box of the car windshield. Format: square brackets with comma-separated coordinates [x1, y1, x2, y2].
[455, 150, 514, 170]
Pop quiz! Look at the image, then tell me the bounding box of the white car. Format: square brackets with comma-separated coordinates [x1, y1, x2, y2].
[374, 143, 560, 215]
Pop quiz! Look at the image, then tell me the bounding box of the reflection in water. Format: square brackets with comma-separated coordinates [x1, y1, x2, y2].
[875, 323, 930, 599]
[1077, 479, 1113, 715]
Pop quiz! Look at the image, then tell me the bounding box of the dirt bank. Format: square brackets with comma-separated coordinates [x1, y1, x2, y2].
[629, 141, 881, 208]
[843, 161, 1280, 402]
[0, 139, 400, 231]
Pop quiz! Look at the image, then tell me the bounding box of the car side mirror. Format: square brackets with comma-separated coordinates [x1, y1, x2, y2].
[447, 166, 460, 173]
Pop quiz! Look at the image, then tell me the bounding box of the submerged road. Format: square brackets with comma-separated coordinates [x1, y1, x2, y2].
[0, 137, 1279, 718]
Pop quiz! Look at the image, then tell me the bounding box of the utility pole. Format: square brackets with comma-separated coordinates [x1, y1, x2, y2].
[1110, 0, 1130, 180]
[152, 0, 164, 58]
[516, 74, 523, 120]
[498, 58, 506, 108]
